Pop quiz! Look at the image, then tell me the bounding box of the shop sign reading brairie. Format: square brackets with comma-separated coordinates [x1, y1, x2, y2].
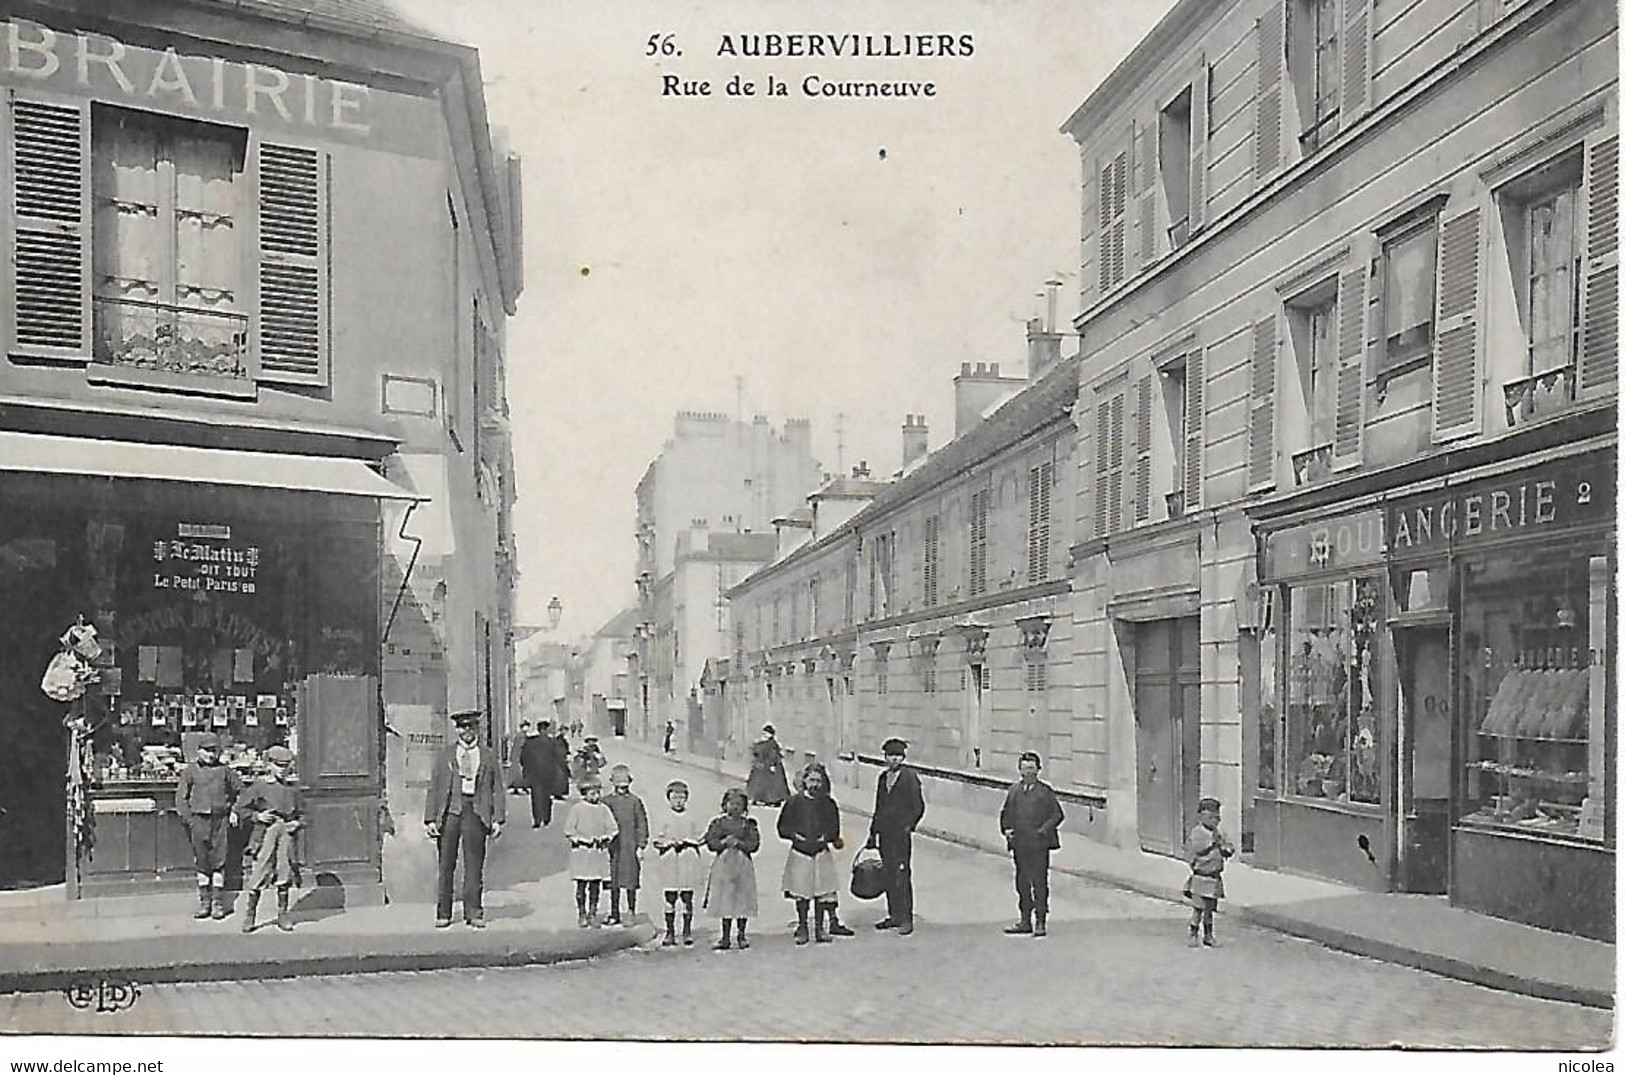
[153, 523, 259, 595]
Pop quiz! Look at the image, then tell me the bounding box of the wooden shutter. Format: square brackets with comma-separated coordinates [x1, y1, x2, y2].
[1254, 5, 1285, 182]
[1432, 202, 1484, 442]
[1247, 314, 1278, 490]
[1107, 393, 1125, 533]
[1099, 149, 1129, 292]
[1094, 399, 1112, 538]
[1189, 59, 1211, 233]
[1139, 114, 1159, 266]
[1341, 0, 1373, 125]
[1579, 133, 1619, 396]
[1184, 348, 1205, 509]
[1080, 147, 1099, 310]
[7, 94, 89, 358]
[256, 141, 328, 385]
[1332, 245, 1370, 468]
[1028, 463, 1053, 581]
[1127, 120, 1142, 279]
[1133, 375, 1153, 523]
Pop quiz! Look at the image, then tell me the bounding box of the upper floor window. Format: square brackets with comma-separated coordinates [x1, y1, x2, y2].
[968, 489, 991, 596]
[1027, 462, 1053, 583]
[870, 531, 896, 618]
[1504, 157, 1584, 380]
[1288, 0, 1341, 154]
[809, 576, 821, 636]
[1099, 151, 1128, 293]
[923, 514, 941, 608]
[1376, 219, 1437, 378]
[1159, 89, 1193, 248]
[1160, 362, 1188, 510]
[1287, 284, 1339, 448]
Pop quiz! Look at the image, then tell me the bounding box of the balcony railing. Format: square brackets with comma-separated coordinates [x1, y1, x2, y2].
[93, 295, 249, 380]
[1291, 443, 1335, 488]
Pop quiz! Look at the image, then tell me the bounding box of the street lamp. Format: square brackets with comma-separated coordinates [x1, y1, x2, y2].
[547, 595, 563, 630]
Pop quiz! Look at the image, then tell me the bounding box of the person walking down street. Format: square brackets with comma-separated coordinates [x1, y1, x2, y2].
[663, 720, 676, 755]
[175, 731, 244, 921]
[547, 719, 572, 803]
[651, 779, 706, 947]
[999, 751, 1065, 938]
[233, 744, 302, 933]
[425, 709, 505, 929]
[604, 764, 649, 925]
[702, 787, 760, 950]
[506, 722, 531, 793]
[573, 734, 606, 786]
[564, 777, 618, 927]
[777, 762, 844, 945]
[868, 737, 925, 936]
[747, 724, 790, 806]
[519, 723, 557, 828]
[1184, 797, 1235, 948]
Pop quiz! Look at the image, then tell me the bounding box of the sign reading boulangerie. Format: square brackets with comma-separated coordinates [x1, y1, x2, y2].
[1387, 453, 1615, 556]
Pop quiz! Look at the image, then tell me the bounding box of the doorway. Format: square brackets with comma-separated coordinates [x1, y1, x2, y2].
[1135, 617, 1201, 856]
[1395, 623, 1451, 893]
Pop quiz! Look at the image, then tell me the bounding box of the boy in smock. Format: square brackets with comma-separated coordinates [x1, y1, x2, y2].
[564, 776, 618, 927]
[603, 764, 649, 925]
[1184, 796, 1235, 947]
[651, 779, 707, 946]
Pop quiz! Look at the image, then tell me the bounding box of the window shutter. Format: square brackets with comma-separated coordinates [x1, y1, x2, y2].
[1108, 392, 1125, 533]
[1254, 7, 1285, 182]
[1100, 149, 1129, 291]
[1081, 148, 1099, 310]
[7, 94, 89, 358]
[1432, 202, 1484, 442]
[1332, 246, 1370, 468]
[1094, 400, 1111, 538]
[1139, 114, 1159, 266]
[1247, 314, 1278, 490]
[255, 141, 328, 386]
[1133, 375, 1153, 523]
[1127, 120, 1142, 279]
[1189, 58, 1211, 233]
[1579, 133, 1619, 396]
[1341, 0, 1373, 125]
[1184, 348, 1205, 509]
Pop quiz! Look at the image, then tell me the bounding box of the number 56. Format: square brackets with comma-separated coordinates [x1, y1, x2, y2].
[646, 33, 678, 56]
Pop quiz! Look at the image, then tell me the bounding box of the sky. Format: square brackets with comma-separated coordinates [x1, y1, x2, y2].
[392, 0, 1178, 640]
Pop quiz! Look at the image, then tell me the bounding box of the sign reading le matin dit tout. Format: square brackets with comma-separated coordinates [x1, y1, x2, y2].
[648, 31, 976, 100]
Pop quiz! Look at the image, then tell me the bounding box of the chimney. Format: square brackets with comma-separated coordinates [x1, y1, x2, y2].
[1027, 278, 1066, 381]
[901, 414, 929, 469]
[953, 362, 1028, 436]
[852, 460, 871, 479]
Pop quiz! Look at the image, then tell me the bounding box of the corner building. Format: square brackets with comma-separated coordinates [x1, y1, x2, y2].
[0, 1, 523, 908]
[1066, 0, 1615, 937]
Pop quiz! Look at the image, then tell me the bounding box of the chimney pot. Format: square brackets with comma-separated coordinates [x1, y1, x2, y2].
[990, 362, 1000, 376]
[960, 362, 972, 377]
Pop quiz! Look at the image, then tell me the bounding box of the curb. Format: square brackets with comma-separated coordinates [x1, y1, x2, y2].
[644, 746, 1614, 1011]
[0, 921, 659, 995]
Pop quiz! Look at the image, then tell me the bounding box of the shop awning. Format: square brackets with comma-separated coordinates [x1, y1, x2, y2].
[0, 431, 424, 500]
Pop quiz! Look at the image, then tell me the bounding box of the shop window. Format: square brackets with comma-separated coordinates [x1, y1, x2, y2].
[1376, 219, 1438, 380]
[1159, 88, 1193, 248]
[91, 106, 248, 382]
[1287, 0, 1341, 155]
[1460, 544, 1608, 844]
[1496, 153, 1584, 421]
[1284, 576, 1382, 804]
[1258, 590, 1280, 793]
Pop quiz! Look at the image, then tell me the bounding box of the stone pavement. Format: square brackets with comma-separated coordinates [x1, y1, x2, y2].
[0, 807, 654, 992]
[5, 750, 1609, 1048]
[621, 738, 1616, 1009]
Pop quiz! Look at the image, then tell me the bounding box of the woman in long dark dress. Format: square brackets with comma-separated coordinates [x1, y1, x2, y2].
[746, 724, 790, 806]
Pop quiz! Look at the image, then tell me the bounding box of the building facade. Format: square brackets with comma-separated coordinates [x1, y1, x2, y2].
[1065, 0, 1614, 937]
[0, 1, 522, 906]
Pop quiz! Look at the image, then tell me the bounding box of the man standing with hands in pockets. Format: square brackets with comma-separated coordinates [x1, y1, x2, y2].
[868, 737, 925, 935]
[425, 708, 505, 928]
[1000, 750, 1064, 937]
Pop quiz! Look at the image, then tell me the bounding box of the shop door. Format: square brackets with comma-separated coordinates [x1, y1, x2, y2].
[1135, 618, 1201, 856]
[1395, 624, 1451, 894]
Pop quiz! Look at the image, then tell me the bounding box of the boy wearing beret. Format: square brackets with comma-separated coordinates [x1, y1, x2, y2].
[175, 731, 244, 921]
[999, 750, 1065, 937]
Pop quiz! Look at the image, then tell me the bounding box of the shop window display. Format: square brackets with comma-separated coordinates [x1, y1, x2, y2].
[1257, 597, 1279, 793]
[1460, 544, 1607, 844]
[1284, 577, 1382, 804]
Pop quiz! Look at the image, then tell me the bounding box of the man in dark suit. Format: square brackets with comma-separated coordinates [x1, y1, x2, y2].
[867, 737, 925, 935]
[425, 708, 505, 928]
[999, 750, 1065, 937]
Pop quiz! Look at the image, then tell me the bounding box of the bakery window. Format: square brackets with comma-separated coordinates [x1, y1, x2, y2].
[1284, 575, 1383, 805]
[1459, 542, 1610, 844]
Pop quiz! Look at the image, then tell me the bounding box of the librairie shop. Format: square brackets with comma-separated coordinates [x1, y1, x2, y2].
[4, 17, 371, 133]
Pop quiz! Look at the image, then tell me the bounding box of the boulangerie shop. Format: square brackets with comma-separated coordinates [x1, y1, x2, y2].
[0, 462, 398, 908]
[1251, 446, 1615, 940]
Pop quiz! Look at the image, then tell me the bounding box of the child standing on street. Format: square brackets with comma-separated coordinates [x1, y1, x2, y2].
[603, 764, 649, 925]
[565, 777, 619, 927]
[233, 744, 302, 933]
[175, 731, 244, 921]
[1184, 796, 1235, 947]
[777, 761, 844, 945]
[651, 779, 706, 946]
[702, 787, 760, 950]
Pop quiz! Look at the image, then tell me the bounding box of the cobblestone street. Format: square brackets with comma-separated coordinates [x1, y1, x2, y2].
[1, 750, 1610, 1048]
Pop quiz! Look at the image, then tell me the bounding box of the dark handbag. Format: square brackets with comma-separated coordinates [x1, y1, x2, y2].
[850, 847, 886, 900]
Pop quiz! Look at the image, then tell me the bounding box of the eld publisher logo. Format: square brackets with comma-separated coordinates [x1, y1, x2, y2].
[61, 976, 141, 1013]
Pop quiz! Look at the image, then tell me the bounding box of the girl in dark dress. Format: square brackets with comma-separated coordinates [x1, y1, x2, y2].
[703, 787, 760, 950]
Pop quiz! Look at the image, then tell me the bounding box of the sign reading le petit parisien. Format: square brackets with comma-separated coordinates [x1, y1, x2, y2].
[153, 524, 260, 595]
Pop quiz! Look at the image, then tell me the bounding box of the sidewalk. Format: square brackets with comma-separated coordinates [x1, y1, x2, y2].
[0, 828, 655, 994]
[624, 738, 1615, 1010]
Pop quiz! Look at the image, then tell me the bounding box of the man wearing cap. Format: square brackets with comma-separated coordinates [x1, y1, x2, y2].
[999, 750, 1065, 937]
[233, 744, 303, 933]
[868, 737, 925, 935]
[425, 709, 505, 927]
[175, 731, 244, 921]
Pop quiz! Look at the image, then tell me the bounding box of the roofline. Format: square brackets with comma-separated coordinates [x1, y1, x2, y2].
[1058, 0, 1229, 140]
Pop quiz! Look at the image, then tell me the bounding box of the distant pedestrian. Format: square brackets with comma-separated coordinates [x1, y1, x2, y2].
[518, 723, 555, 827]
[233, 744, 302, 933]
[424, 709, 505, 929]
[663, 720, 676, 754]
[546, 719, 572, 801]
[747, 724, 789, 806]
[565, 777, 618, 927]
[778, 761, 844, 945]
[573, 734, 606, 786]
[507, 722, 531, 793]
[1184, 797, 1235, 948]
[603, 764, 649, 925]
[175, 730, 244, 921]
[868, 737, 924, 935]
[651, 779, 705, 946]
[999, 751, 1064, 938]
[703, 787, 760, 950]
